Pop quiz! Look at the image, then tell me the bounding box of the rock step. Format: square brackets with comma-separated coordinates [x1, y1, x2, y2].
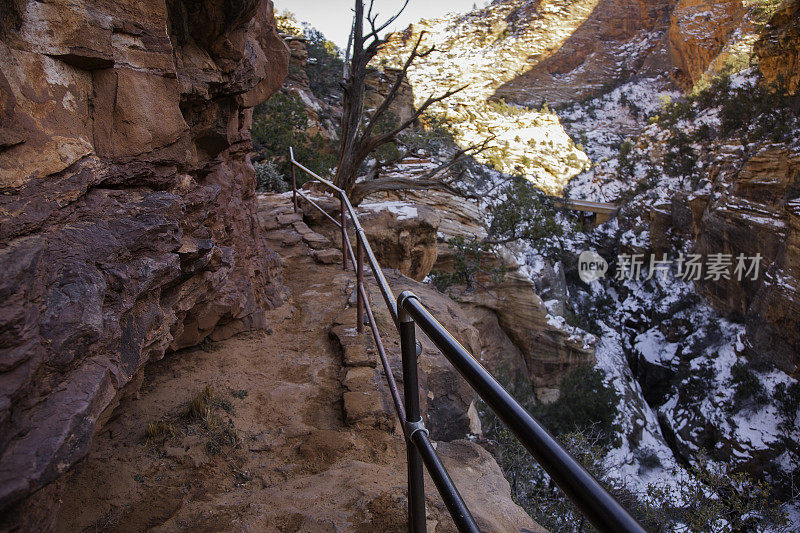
[330, 324, 377, 368]
[330, 320, 394, 430]
[312, 248, 342, 264]
[398, 157, 432, 165]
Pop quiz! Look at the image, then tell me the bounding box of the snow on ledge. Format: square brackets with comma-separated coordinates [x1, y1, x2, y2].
[359, 200, 419, 220]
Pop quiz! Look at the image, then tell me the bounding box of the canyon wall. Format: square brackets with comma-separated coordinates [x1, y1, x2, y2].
[0, 0, 288, 516]
[494, 0, 677, 106]
[653, 5, 800, 374]
[755, 0, 800, 95]
[668, 0, 744, 88]
[692, 146, 800, 374]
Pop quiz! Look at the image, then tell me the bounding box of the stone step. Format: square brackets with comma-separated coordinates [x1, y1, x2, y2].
[276, 212, 303, 226]
[338, 337, 393, 430]
[329, 324, 376, 368]
[292, 220, 333, 250]
[342, 389, 393, 430]
[312, 248, 343, 264]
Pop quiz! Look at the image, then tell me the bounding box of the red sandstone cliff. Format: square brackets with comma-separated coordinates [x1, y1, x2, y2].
[0, 0, 288, 516]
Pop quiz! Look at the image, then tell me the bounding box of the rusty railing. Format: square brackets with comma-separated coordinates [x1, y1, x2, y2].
[287, 147, 645, 533]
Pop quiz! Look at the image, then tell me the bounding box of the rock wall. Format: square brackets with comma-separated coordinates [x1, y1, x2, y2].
[755, 0, 800, 95]
[662, 144, 800, 374]
[706, 146, 800, 373]
[0, 0, 288, 514]
[667, 0, 744, 89]
[494, 0, 677, 106]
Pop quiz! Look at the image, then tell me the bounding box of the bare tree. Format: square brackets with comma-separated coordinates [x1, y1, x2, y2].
[334, 0, 480, 203]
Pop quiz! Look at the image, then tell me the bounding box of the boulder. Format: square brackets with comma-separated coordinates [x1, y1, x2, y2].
[0, 0, 288, 514]
[358, 200, 440, 281]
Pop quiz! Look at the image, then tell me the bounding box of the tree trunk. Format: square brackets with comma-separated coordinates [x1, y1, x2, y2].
[334, 2, 365, 195]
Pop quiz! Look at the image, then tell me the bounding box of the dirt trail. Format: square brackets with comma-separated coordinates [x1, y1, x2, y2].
[54, 194, 542, 532]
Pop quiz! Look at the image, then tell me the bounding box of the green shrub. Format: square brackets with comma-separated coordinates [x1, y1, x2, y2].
[488, 176, 564, 250]
[634, 447, 662, 472]
[642, 451, 788, 532]
[275, 11, 302, 35]
[663, 129, 699, 187]
[429, 236, 505, 292]
[532, 365, 621, 449]
[745, 0, 785, 26]
[304, 27, 344, 102]
[773, 381, 800, 436]
[481, 416, 646, 532]
[254, 160, 288, 192]
[729, 361, 768, 411]
[252, 91, 337, 181]
[616, 139, 637, 180]
[486, 98, 526, 116]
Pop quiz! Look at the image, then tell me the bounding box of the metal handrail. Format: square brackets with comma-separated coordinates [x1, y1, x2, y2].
[286, 148, 646, 533]
[399, 292, 646, 533]
[289, 147, 403, 414]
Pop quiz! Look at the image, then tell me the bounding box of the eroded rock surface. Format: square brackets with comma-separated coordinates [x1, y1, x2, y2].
[668, 0, 744, 88]
[694, 145, 800, 373]
[755, 0, 800, 95]
[358, 199, 440, 281]
[494, 0, 677, 105]
[355, 157, 595, 396]
[0, 0, 288, 514]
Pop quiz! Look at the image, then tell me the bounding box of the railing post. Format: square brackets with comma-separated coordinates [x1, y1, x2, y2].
[290, 148, 297, 213]
[356, 231, 365, 334]
[340, 194, 348, 271]
[399, 292, 426, 533]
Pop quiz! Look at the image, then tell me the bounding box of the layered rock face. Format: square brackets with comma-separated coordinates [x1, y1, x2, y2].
[494, 0, 676, 105]
[691, 146, 800, 373]
[668, 0, 744, 88]
[0, 0, 288, 514]
[755, 0, 800, 95]
[645, 143, 800, 375]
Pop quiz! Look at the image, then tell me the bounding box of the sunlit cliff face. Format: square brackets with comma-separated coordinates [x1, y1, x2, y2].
[377, 0, 605, 194]
[375, 0, 681, 194]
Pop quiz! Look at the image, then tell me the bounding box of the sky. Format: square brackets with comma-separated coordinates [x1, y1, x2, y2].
[273, 0, 490, 50]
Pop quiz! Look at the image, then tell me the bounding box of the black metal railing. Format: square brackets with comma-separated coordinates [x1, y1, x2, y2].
[287, 148, 646, 533]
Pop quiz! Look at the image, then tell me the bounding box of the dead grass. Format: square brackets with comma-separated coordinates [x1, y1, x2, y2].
[185, 385, 215, 420]
[146, 421, 177, 441]
[145, 385, 241, 455]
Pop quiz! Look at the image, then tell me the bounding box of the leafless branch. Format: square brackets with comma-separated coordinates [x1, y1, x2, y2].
[350, 176, 464, 205]
[417, 136, 495, 181]
[360, 84, 469, 157]
[362, 31, 430, 140]
[363, 0, 409, 43]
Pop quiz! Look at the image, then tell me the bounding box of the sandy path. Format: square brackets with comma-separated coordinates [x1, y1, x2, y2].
[54, 195, 542, 533]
